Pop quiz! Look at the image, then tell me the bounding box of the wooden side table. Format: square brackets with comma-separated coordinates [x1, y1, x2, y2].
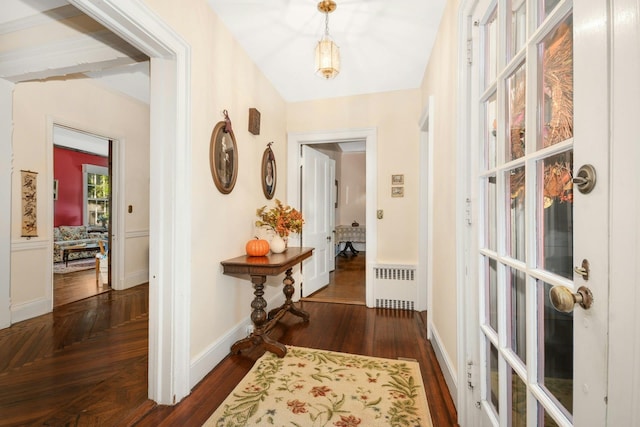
[221, 247, 313, 357]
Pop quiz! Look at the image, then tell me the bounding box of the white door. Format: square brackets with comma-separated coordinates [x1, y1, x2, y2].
[301, 145, 335, 297]
[465, 0, 609, 425]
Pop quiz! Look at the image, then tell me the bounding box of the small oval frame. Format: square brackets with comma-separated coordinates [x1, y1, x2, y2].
[261, 145, 276, 199]
[209, 121, 238, 194]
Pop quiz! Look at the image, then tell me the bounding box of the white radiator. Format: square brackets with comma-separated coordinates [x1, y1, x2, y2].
[372, 264, 417, 310]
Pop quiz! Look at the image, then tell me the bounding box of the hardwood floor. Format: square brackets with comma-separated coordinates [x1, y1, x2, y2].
[0, 283, 458, 427]
[304, 251, 366, 305]
[54, 264, 110, 307]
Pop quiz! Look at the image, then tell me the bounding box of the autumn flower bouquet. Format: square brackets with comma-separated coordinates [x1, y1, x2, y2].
[255, 199, 304, 237]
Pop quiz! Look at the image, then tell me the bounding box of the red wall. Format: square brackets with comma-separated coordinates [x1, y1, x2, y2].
[54, 147, 108, 227]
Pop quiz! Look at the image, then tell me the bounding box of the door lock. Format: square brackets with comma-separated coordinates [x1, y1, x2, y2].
[573, 259, 590, 281]
[573, 164, 597, 194]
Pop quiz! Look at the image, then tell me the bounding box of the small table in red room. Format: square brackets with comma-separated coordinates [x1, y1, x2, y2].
[220, 247, 313, 357]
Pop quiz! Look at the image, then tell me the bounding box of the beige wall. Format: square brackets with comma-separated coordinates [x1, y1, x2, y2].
[141, 0, 289, 358]
[11, 78, 150, 309]
[419, 0, 461, 379]
[287, 90, 422, 264]
[338, 152, 366, 227]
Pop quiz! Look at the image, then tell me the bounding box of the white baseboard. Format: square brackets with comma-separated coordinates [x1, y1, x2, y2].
[11, 297, 51, 323]
[429, 323, 458, 409]
[122, 269, 149, 289]
[189, 291, 286, 389]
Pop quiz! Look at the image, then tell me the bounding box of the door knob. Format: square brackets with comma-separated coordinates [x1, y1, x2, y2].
[549, 285, 594, 313]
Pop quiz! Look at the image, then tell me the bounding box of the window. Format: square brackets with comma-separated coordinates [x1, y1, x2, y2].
[83, 164, 109, 227]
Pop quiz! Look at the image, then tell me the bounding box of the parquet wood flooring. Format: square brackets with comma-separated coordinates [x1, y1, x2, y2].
[1, 279, 458, 427]
[0, 285, 148, 426]
[54, 266, 110, 308]
[304, 251, 366, 305]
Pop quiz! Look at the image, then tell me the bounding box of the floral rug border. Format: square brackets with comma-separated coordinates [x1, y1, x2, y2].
[205, 346, 433, 427]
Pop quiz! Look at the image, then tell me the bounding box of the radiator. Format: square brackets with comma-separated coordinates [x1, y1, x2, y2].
[372, 264, 417, 310]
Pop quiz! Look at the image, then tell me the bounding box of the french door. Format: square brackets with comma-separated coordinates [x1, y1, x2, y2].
[467, 0, 609, 425]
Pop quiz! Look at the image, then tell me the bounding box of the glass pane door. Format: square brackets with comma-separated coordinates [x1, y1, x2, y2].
[476, 1, 576, 425]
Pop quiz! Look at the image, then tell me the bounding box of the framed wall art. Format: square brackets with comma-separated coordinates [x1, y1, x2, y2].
[391, 174, 404, 185]
[261, 142, 276, 199]
[209, 120, 238, 194]
[391, 186, 404, 198]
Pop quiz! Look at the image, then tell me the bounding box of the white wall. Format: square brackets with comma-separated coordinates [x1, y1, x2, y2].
[337, 152, 366, 227]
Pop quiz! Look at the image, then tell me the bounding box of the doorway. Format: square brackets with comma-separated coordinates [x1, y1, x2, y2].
[300, 142, 366, 305]
[52, 125, 112, 307]
[287, 128, 377, 307]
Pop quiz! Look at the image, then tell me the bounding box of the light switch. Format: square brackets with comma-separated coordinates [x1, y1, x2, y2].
[128, 205, 133, 213]
[377, 209, 383, 219]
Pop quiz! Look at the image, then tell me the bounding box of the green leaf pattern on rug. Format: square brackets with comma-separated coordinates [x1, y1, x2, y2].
[209, 346, 431, 427]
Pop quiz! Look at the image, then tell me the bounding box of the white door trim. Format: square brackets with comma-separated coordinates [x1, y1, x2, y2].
[607, 0, 640, 423]
[287, 128, 378, 307]
[48, 123, 125, 292]
[70, 0, 192, 404]
[418, 96, 435, 317]
[0, 79, 12, 329]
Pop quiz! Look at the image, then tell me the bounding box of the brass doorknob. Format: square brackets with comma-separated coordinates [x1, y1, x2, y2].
[549, 285, 594, 313]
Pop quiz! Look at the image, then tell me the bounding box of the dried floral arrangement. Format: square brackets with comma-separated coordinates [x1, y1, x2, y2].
[255, 199, 304, 237]
[508, 21, 574, 207]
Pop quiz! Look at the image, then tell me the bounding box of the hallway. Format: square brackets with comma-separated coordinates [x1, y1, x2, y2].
[0, 282, 457, 426]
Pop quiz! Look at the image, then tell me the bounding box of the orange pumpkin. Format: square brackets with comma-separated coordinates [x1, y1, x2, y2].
[246, 237, 270, 256]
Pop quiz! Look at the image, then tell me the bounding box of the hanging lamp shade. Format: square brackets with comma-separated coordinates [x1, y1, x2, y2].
[315, 0, 340, 79]
[315, 36, 340, 79]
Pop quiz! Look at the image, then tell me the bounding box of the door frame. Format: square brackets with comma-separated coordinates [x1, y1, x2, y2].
[0, 79, 12, 329]
[607, 0, 640, 423]
[49, 124, 124, 291]
[457, 1, 479, 424]
[69, 0, 192, 405]
[418, 96, 435, 326]
[287, 128, 378, 307]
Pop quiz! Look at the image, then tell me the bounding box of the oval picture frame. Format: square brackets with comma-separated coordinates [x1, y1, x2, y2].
[209, 121, 238, 194]
[261, 145, 276, 199]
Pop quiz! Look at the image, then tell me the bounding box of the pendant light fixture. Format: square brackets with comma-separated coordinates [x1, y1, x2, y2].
[315, 0, 340, 79]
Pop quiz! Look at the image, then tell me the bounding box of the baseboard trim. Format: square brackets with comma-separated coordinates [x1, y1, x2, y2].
[189, 291, 286, 390]
[429, 323, 458, 409]
[122, 269, 149, 289]
[11, 297, 50, 323]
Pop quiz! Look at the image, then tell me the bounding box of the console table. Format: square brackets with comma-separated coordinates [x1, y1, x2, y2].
[221, 247, 314, 357]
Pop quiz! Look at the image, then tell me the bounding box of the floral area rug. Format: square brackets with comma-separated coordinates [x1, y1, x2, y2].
[53, 258, 95, 274]
[204, 346, 433, 427]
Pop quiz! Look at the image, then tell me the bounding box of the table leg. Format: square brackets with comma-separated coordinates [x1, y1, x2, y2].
[268, 267, 310, 322]
[345, 241, 358, 255]
[231, 274, 287, 357]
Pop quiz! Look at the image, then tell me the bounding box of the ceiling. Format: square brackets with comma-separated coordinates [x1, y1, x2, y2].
[206, 0, 447, 102]
[1, 0, 446, 104]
